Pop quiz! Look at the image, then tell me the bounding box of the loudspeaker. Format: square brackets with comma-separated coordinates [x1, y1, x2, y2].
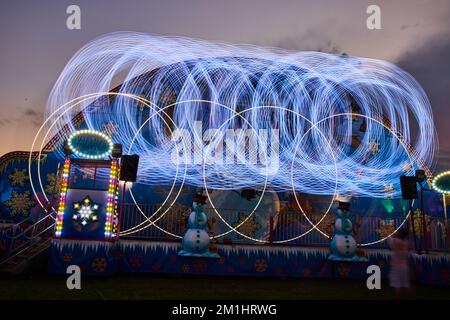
[415, 169, 426, 183]
[112, 144, 123, 158]
[400, 175, 418, 200]
[120, 154, 139, 182]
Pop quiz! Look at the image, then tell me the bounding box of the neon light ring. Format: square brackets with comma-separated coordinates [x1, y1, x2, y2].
[67, 129, 114, 159]
[432, 171, 450, 194]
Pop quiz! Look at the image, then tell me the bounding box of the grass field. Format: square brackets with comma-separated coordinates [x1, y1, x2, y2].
[0, 273, 449, 300]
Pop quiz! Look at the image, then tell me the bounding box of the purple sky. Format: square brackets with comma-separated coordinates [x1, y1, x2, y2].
[1, 0, 449, 170]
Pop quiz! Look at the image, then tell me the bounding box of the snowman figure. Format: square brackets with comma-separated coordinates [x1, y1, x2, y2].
[178, 193, 220, 258]
[329, 200, 367, 261]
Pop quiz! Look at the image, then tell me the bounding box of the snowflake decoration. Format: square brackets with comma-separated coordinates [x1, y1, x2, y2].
[81, 170, 94, 180]
[69, 174, 78, 185]
[91, 257, 107, 273]
[134, 94, 146, 111]
[338, 263, 351, 277]
[409, 209, 432, 238]
[401, 161, 413, 174]
[72, 196, 100, 227]
[4, 190, 35, 217]
[316, 214, 335, 236]
[9, 169, 28, 187]
[282, 207, 301, 225]
[254, 259, 268, 272]
[232, 212, 261, 239]
[369, 140, 380, 154]
[102, 121, 119, 136]
[384, 183, 395, 198]
[160, 91, 177, 105]
[376, 220, 395, 238]
[44, 173, 61, 198]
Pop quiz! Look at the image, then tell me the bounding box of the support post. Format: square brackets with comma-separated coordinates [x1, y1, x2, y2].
[93, 166, 97, 188]
[409, 200, 419, 254]
[420, 185, 428, 253]
[443, 194, 450, 252]
[269, 216, 274, 245]
[116, 181, 127, 241]
[443, 194, 448, 223]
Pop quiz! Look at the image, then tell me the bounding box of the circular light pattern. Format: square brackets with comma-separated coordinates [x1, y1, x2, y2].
[202, 104, 271, 242]
[432, 171, 450, 194]
[44, 32, 437, 198]
[28, 92, 191, 240]
[29, 91, 187, 238]
[31, 93, 418, 245]
[31, 32, 438, 246]
[120, 99, 188, 237]
[67, 129, 113, 159]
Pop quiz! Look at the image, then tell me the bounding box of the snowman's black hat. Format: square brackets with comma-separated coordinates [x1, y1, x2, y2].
[338, 201, 350, 210]
[194, 193, 207, 205]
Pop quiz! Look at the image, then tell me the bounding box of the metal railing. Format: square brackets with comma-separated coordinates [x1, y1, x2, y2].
[119, 203, 450, 251]
[2, 202, 446, 266]
[120, 203, 190, 241]
[0, 209, 56, 265]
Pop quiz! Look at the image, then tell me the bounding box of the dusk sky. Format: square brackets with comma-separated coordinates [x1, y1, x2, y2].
[1, 0, 449, 170]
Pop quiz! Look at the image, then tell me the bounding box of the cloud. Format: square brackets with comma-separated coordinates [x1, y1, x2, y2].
[400, 22, 420, 31]
[0, 107, 43, 128]
[23, 108, 39, 117]
[22, 108, 43, 127]
[396, 29, 450, 170]
[0, 118, 14, 127]
[270, 28, 345, 54]
[436, 149, 450, 171]
[397, 31, 450, 109]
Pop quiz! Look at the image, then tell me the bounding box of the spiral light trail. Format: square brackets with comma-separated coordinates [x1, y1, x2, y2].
[44, 32, 437, 198]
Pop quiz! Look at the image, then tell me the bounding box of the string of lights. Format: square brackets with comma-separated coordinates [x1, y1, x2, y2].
[105, 159, 120, 238]
[55, 158, 70, 237]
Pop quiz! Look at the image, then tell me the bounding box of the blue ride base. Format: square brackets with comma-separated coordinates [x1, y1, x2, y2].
[49, 239, 450, 286]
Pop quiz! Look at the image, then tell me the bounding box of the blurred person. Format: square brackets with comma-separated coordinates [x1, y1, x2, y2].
[389, 227, 412, 296]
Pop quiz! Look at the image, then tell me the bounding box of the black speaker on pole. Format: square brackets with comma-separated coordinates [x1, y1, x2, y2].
[400, 175, 418, 200]
[415, 169, 426, 183]
[111, 144, 123, 158]
[120, 155, 139, 182]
